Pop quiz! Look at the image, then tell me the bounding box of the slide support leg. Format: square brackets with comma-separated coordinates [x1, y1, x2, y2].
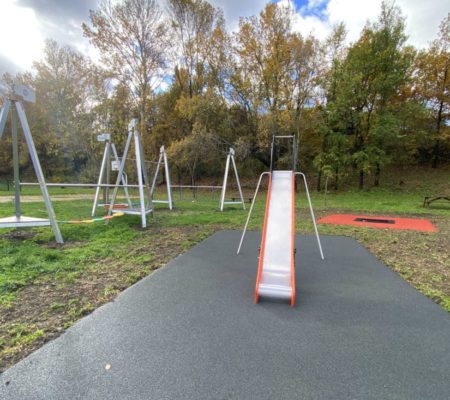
[237, 172, 271, 255]
[295, 172, 324, 260]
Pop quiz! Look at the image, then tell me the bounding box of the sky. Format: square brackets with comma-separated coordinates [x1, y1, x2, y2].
[0, 0, 448, 75]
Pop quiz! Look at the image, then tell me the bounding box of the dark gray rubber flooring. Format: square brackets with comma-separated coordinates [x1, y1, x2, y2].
[1, 231, 449, 399]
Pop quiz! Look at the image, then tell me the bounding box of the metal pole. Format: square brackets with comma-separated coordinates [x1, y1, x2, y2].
[137, 132, 153, 212]
[231, 152, 245, 210]
[0, 99, 11, 140]
[163, 148, 173, 210]
[111, 143, 132, 208]
[92, 143, 109, 216]
[220, 152, 231, 211]
[237, 172, 270, 255]
[150, 150, 162, 196]
[105, 140, 111, 205]
[107, 127, 133, 221]
[134, 128, 147, 228]
[22, 182, 142, 188]
[15, 101, 63, 244]
[11, 106, 20, 218]
[295, 172, 324, 260]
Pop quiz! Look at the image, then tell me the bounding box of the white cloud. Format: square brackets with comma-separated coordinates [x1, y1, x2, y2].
[291, 0, 448, 48]
[209, 0, 267, 31]
[0, 0, 447, 76]
[0, 0, 43, 74]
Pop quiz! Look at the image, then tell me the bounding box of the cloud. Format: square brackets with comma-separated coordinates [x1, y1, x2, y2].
[209, 0, 267, 31]
[0, 0, 447, 76]
[0, 0, 44, 73]
[289, 0, 448, 48]
[16, 0, 98, 58]
[0, 54, 21, 76]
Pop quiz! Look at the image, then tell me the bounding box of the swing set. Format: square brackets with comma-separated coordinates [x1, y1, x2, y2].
[0, 82, 246, 242]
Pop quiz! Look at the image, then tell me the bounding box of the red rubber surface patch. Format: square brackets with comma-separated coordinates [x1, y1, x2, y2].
[317, 214, 438, 232]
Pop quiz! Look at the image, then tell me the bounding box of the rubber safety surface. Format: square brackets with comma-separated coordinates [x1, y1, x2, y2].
[1, 231, 449, 399]
[318, 213, 438, 232]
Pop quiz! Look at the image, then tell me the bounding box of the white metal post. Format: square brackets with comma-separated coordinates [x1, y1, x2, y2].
[104, 141, 111, 205]
[150, 146, 172, 210]
[150, 151, 162, 196]
[0, 100, 11, 140]
[237, 172, 271, 254]
[11, 106, 20, 218]
[111, 143, 132, 208]
[163, 148, 173, 210]
[295, 172, 324, 260]
[107, 126, 133, 220]
[136, 130, 152, 211]
[134, 129, 147, 228]
[231, 152, 245, 210]
[220, 153, 231, 211]
[15, 102, 63, 244]
[91, 144, 109, 216]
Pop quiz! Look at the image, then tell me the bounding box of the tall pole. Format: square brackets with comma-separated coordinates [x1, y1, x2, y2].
[16, 101, 63, 243]
[11, 106, 20, 218]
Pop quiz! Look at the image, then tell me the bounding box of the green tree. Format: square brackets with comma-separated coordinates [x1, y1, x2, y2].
[331, 1, 412, 188]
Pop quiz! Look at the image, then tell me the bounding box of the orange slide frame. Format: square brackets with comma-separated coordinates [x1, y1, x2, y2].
[254, 174, 272, 304]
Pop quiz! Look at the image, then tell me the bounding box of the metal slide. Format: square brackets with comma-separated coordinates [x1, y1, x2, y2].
[255, 170, 296, 306]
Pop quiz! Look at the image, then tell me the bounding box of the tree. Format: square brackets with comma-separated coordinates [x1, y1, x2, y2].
[82, 0, 167, 138]
[25, 40, 94, 179]
[315, 23, 348, 191]
[168, 0, 223, 98]
[232, 3, 320, 167]
[330, 1, 412, 189]
[414, 13, 450, 168]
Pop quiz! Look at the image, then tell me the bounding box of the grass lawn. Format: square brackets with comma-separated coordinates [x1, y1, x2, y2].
[0, 168, 449, 372]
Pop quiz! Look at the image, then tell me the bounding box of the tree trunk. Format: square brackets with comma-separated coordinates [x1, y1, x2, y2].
[374, 163, 380, 186]
[432, 139, 440, 169]
[334, 166, 339, 191]
[317, 170, 322, 192]
[432, 100, 444, 168]
[359, 170, 364, 190]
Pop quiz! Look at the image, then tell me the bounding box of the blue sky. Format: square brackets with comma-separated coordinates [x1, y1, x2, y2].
[0, 0, 448, 75]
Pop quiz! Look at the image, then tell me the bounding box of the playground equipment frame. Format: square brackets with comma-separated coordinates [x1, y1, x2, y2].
[0, 83, 63, 243]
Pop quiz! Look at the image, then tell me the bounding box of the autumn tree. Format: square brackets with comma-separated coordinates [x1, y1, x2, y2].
[24, 40, 94, 179]
[414, 13, 450, 168]
[232, 2, 320, 167]
[83, 0, 167, 138]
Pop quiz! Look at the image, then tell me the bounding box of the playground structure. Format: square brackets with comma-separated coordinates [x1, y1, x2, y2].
[0, 82, 64, 243]
[91, 141, 173, 216]
[237, 135, 324, 306]
[219, 147, 245, 211]
[91, 132, 132, 215]
[0, 81, 246, 239]
[150, 145, 173, 210]
[106, 118, 153, 228]
[171, 147, 245, 210]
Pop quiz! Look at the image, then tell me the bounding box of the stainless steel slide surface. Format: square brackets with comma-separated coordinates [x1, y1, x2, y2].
[256, 170, 295, 306]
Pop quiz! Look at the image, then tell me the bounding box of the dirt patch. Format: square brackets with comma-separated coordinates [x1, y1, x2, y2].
[0, 225, 215, 373]
[0, 230, 37, 241]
